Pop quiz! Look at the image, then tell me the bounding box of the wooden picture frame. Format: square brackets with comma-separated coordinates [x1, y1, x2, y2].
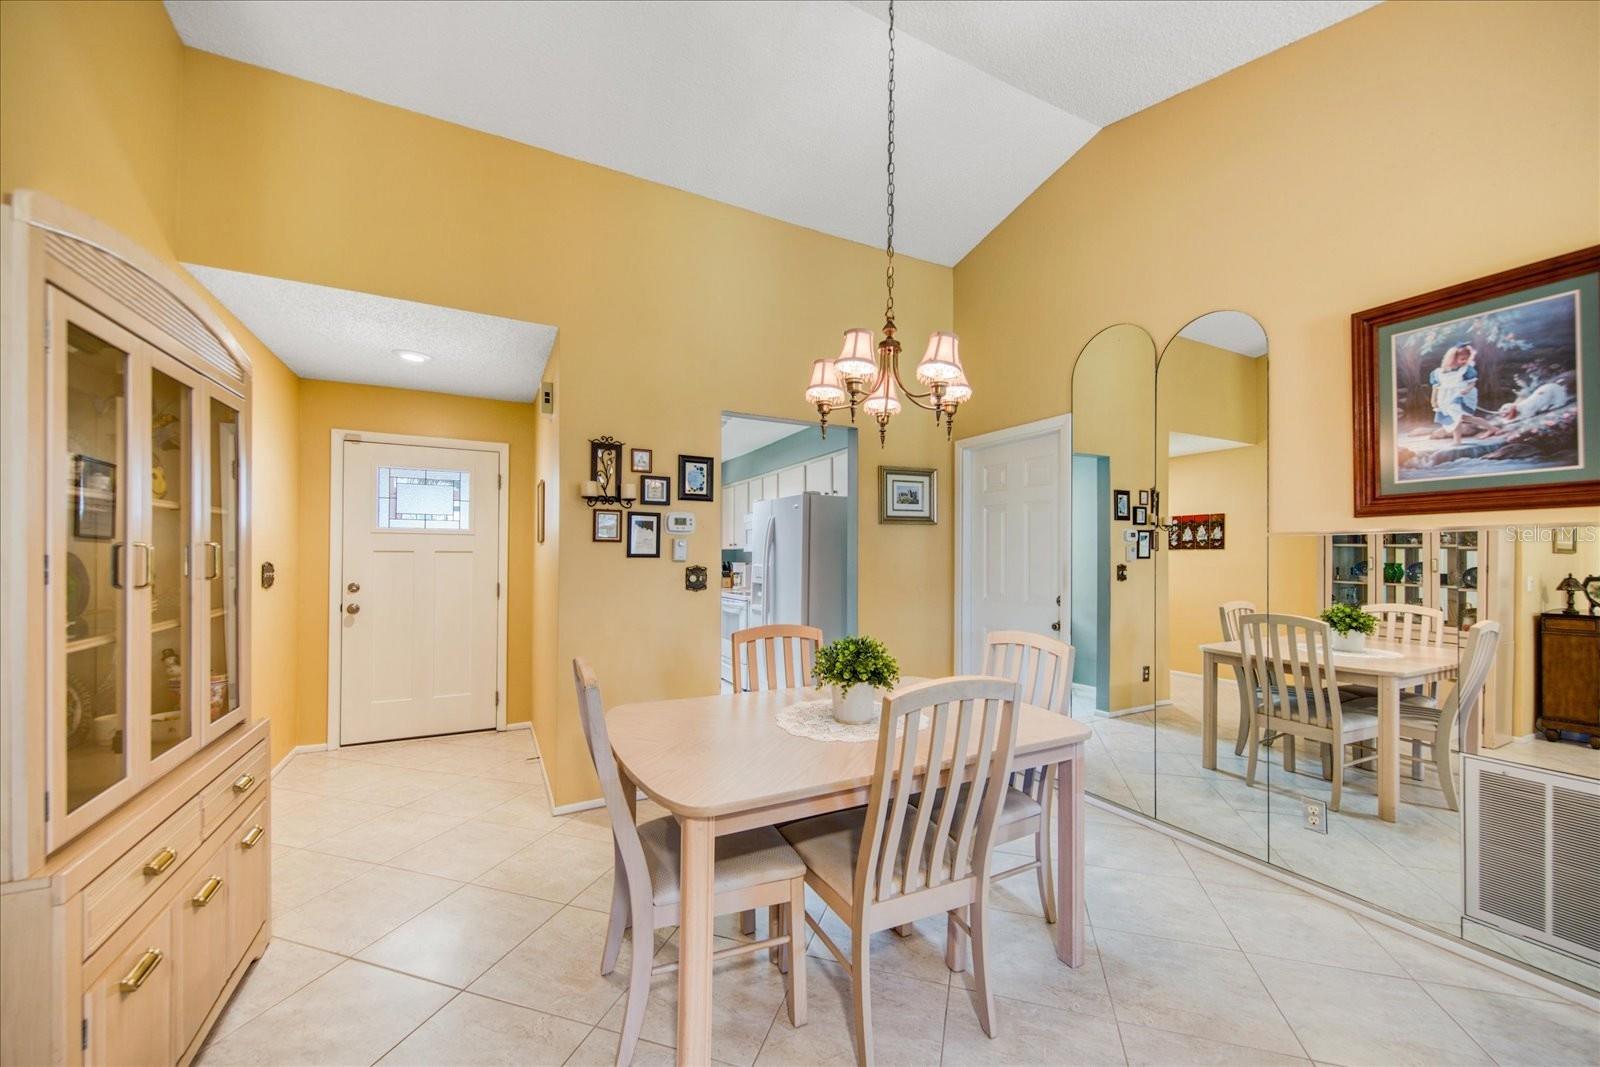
[590, 436, 624, 496]
[1136, 530, 1152, 559]
[1132, 505, 1148, 526]
[593, 508, 622, 542]
[677, 455, 714, 502]
[630, 447, 653, 473]
[879, 466, 936, 524]
[536, 479, 546, 544]
[640, 475, 670, 505]
[627, 511, 662, 557]
[1352, 246, 1600, 516]
[1113, 489, 1131, 522]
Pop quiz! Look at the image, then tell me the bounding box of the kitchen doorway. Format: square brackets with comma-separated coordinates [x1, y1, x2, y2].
[718, 414, 857, 691]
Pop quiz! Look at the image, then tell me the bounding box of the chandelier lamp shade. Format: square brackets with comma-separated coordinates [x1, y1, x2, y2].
[804, 0, 971, 445]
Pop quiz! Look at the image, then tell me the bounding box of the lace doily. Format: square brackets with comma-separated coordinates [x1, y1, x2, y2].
[774, 699, 882, 742]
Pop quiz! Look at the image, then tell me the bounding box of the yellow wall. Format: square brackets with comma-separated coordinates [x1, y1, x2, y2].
[955, 0, 1600, 535]
[1, 0, 305, 764]
[173, 51, 955, 804]
[293, 382, 539, 744]
[1512, 530, 1600, 736]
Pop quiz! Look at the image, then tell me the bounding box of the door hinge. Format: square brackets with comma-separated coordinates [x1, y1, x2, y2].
[496, 582, 501, 598]
[498, 473, 503, 490]
[81, 1018, 88, 1050]
[43, 554, 50, 585]
[494, 691, 500, 708]
[43, 790, 50, 821]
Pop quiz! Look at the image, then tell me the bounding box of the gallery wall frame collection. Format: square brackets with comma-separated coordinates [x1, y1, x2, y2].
[1352, 245, 1600, 516]
[585, 438, 717, 571]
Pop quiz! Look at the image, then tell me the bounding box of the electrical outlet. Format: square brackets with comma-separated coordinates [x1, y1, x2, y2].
[1304, 800, 1328, 834]
[1141, 665, 1151, 683]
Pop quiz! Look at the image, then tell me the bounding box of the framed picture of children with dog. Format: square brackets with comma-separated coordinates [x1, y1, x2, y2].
[1352, 246, 1600, 516]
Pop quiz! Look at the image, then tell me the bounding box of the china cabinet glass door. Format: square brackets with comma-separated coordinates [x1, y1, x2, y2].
[1328, 534, 1371, 607]
[146, 354, 204, 772]
[53, 293, 137, 834]
[1437, 529, 1480, 630]
[1380, 531, 1426, 607]
[202, 390, 246, 740]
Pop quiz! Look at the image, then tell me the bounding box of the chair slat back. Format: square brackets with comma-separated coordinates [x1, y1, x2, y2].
[1239, 613, 1344, 731]
[732, 624, 822, 693]
[1219, 600, 1257, 642]
[983, 630, 1074, 714]
[855, 676, 1020, 906]
[1444, 621, 1501, 737]
[1361, 603, 1445, 647]
[571, 659, 651, 895]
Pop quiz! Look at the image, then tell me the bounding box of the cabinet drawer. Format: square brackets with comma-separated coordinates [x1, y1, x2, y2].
[172, 837, 232, 1050]
[84, 908, 175, 1067]
[226, 799, 270, 962]
[83, 800, 203, 957]
[200, 743, 267, 838]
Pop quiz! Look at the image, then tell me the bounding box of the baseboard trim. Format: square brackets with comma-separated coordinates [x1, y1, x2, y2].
[550, 796, 606, 816]
[1087, 795, 1600, 1010]
[1099, 699, 1173, 719]
[272, 743, 326, 776]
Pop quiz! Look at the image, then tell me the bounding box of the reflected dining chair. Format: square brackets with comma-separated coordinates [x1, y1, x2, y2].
[1348, 603, 1447, 778]
[1239, 614, 1378, 811]
[1345, 621, 1500, 811]
[980, 630, 1073, 923]
[729, 623, 823, 936]
[573, 659, 808, 1065]
[1218, 600, 1258, 756]
[780, 676, 1021, 1066]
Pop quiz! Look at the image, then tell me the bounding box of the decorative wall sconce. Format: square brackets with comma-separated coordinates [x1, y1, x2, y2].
[580, 479, 637, 508]
[583, 435, 636, 507]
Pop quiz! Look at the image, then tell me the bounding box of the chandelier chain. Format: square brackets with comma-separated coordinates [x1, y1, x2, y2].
[884, 0, 895, 325]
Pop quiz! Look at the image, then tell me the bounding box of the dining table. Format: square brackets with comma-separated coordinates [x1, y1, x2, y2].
[605, 682, 1091, 1066]
[1198, 637, 1460, 822]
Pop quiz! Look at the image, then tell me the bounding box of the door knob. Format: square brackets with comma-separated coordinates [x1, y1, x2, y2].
[347, 581, 360, 593]
[1051, 621, 1062, 632]
[346, 603, 361, 615]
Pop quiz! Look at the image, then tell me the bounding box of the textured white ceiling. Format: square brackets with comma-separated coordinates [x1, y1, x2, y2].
[848, 1, 1377, 126]
[187, 266, 557, 402]
[721, 416, 812, 460]
[1175, 310, 1269, 357]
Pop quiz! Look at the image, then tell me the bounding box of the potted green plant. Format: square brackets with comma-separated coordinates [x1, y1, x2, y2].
[812, 635, 901, 725]
[1320, 603, 1378, 653]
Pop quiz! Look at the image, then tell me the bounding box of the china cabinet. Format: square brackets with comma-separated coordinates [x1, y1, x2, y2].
[1, 191, 266, 1066]
[1321, 529, 1486, 631]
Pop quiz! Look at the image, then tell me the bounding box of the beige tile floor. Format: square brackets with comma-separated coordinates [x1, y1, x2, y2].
[199, 727, 1597, 1066]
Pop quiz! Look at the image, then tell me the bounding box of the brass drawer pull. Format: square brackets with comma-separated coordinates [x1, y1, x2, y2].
[192, 876, 223, 906]
[142, 848, 176, 876]
[231, 773, 255, 793]
[241, 824, 265, 849]
[118, 948, 163, 992]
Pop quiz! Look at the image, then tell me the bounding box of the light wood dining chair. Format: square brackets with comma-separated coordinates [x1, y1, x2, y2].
[780, 676, 1021, 1066]
[1347, 603, 1447, 776]
[1218, 601, 1258, 756]
[1346, 621, 1500, 811]
[731, 623, 823, 693]
[729, 622, 823, 936]
[573, 659, 808, 1065]
[980, 630, 1073, 923]
[1239, 614, 1378, 811]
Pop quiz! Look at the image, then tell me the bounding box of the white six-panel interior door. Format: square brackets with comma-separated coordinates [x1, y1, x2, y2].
[957, 417, 1071, 674]
[338, 438, 502, 745]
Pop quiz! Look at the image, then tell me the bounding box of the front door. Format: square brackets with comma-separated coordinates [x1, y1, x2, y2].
[960, 426, 1068, 672]
[339, 439, 500, 744]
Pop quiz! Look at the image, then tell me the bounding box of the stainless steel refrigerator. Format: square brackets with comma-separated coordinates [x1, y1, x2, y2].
[748, 492, 848, 642]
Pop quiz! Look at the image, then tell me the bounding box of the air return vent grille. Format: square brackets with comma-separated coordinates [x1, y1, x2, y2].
[43, 231, 244, 383]
[1465, 756, 1600, 965]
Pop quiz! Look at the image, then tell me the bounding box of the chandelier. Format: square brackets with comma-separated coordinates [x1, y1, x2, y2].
[803, 0, 971, 446]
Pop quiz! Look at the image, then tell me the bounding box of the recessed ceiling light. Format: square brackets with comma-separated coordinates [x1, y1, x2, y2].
[394, 349, 431, 364]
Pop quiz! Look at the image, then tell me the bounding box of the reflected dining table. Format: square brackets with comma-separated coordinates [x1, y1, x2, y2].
[606, 683, 1092, 1066]
[1198, 638, 1460, 822]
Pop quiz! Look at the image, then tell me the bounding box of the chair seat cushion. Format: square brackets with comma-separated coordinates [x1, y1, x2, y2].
[779, 807, 967, 903]
[637, 817, 803, 906]
[1339, 684, 1439, 710]
[944, 784, 1041, 827]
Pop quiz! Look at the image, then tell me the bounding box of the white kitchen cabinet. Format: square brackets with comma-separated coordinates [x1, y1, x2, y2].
[777, 465, 805, 498]
[762, 473, 780, 500]
[804, 456, 833, 495]
[723, 482, 750, 549]
[831, 450, 849, 496]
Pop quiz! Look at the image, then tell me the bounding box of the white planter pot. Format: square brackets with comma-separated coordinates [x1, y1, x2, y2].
[1330, 630, 1367, 653]
[830, 684, 887, 725]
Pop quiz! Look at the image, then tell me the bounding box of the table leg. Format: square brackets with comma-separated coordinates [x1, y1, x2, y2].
[1054, 754, 1085, 967]
[1378, 679, 1399, 822]
[677, 815, 715, 1066]
[1202, 653, 1219, 771]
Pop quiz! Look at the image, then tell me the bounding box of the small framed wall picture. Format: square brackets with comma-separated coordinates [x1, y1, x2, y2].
[678, 455, 714, 501]
[1138, 490, 1150, 506]
[1133, 505, 1148, 526]
[1113, 489, 1131, 521]
[536, 479, 546, 543]
[1553, 527, 1578, 554]
[641, 475, 670, 505]
[627, 511, 662, 557]
[629, 447, 653, 473]
[879, 466, 937, 524]
[1136, 529, 1153, 559]
[593, 508, 622, 543]
[72, 454, 116, 540]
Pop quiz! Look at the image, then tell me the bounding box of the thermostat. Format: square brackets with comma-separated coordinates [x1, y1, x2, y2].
[667, 512, 695, 534]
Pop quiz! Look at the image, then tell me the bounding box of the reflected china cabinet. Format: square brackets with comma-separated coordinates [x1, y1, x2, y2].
[1, 192, 269, 1066]
[1321, 529, 1486, 631]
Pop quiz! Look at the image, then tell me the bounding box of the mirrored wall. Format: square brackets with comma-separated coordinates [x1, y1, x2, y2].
[1070, 311, 1600, 993]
